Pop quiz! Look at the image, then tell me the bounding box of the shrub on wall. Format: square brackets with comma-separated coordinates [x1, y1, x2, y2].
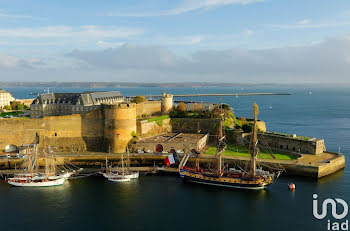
[131, 96, 147, 104]
[176, 102, 187, 112]
[242, 123, 253, 133]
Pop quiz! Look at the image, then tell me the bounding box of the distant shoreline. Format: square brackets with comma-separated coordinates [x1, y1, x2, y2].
[1, 81, 349, 88]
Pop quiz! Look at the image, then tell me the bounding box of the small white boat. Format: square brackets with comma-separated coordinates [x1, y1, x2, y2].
[103, 171, 139, 179]
[8, 177, 65, 187]
[103, 147, 139, 182]
[108, 176, 131, 182]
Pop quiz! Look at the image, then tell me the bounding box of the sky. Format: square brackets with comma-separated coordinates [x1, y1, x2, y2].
[0, 0, 350, 83]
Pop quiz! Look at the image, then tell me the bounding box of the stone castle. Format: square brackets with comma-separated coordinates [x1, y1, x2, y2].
[0, 92, 174, 154]
[0, 90, 328, 156]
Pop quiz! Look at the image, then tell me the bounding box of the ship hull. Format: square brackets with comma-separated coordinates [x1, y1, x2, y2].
[103, 171, 139, 179]
[182, 174, 266, 190]
[180, 168, 272, 190]
[7, 178, 65, 187]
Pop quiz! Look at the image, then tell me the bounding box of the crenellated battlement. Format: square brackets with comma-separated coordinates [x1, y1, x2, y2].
[102, 103, 136, 109]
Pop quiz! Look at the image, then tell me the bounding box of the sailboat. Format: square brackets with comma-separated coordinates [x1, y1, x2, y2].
[107, 154, 131, 182]
[179, 103, 281, 190]
[8, 147, 66, 187]
[103, 146, 139, 180]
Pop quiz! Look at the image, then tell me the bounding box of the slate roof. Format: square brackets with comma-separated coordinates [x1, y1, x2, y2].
[32, 91, 123, 106]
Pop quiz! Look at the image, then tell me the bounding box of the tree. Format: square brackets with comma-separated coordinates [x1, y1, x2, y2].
[240, 117, 247, 125]
[131, 95, 147, 104]
[15, 104, 25, 110]
[177, 102, 187, 112]
[9, 101, 26, 110]
[3, 105, 11, 110]
[190, 103, 204, 112]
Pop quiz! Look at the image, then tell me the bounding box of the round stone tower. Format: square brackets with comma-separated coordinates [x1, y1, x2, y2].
[161, 92, 173, 114]
[103, 103, 136, 153]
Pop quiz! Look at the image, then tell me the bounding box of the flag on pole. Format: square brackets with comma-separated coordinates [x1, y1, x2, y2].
[164, 153, 176, 166]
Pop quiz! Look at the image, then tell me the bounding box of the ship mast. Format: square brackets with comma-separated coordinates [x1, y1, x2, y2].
[196, 122, 200, 171]
[121, 154, 125, 176]
[216, 103, 226, 176]
[249, 103, 259, 177]
[127, 146, 130, 173]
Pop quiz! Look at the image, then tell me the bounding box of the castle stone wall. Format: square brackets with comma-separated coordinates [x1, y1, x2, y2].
[136, 101, 162, 117]
[0, 109, 104, 152]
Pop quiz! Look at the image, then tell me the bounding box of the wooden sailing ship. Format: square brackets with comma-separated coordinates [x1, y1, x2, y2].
[179, 103, 281, 190]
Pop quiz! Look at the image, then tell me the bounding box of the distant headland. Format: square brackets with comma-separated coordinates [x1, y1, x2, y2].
[0, 81, 348, 88]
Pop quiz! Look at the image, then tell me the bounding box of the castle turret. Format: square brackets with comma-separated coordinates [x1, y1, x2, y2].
[161, 92, 173, 114]
[103, 103, 136, 153]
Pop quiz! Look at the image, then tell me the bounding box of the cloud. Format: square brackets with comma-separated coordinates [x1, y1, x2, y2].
[157, 35, 203, 45]
[0, 25, 143, 39]
[0, 53, 21, 68]
[63, 35, 350, 83]
[66, 44, 180, 69]
[298, 19, 310, 25]
[244, 29, 254, 36]
[108, 0, 263, 17]
[0, 53, 44, 69]
[271, 21, 350, 29]
[0, 9, 44, 20]
[97, 41, 125, 48]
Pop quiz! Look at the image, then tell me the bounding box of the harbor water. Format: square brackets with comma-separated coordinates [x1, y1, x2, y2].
[0, 86, 349, 231]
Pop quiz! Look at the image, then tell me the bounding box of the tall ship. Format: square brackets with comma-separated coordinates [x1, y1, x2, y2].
[179, 103, 281, 190]
[7, 145, 75, 187]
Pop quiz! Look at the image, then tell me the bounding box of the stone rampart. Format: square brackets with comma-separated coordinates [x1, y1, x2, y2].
[136, 101, 162, 117]
[0, 109, 104, 152]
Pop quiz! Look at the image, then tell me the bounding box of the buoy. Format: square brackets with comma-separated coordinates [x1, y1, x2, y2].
[288, 183, 295, 190]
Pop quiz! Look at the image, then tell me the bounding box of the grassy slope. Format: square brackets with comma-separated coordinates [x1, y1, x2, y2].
[205, 144, 297, 160]
[147, 115, 170, 125]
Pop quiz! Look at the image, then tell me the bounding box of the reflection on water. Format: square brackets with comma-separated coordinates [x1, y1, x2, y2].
[107, 178, 142, 205]
[0, 173, 345, 231]
[317, 169, 344, 185]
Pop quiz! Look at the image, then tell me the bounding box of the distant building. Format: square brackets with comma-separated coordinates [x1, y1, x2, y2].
[30, 91, 124, 118]
[0, 89, 15, 109]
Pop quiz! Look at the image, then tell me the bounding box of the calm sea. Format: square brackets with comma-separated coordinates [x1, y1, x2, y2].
[0, 86, 349, 231]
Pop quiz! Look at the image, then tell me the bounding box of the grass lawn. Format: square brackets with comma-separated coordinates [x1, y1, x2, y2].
[0, 111, 25, 117]
[204, 144, 297, 160]
[147, 115, 170, 125]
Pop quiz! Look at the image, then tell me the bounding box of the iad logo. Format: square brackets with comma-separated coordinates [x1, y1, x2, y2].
[313, 194, 349, 230]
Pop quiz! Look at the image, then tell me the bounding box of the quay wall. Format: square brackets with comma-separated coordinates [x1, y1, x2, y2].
[318, 153, 345, 178]
[0, 153, 344, 179]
